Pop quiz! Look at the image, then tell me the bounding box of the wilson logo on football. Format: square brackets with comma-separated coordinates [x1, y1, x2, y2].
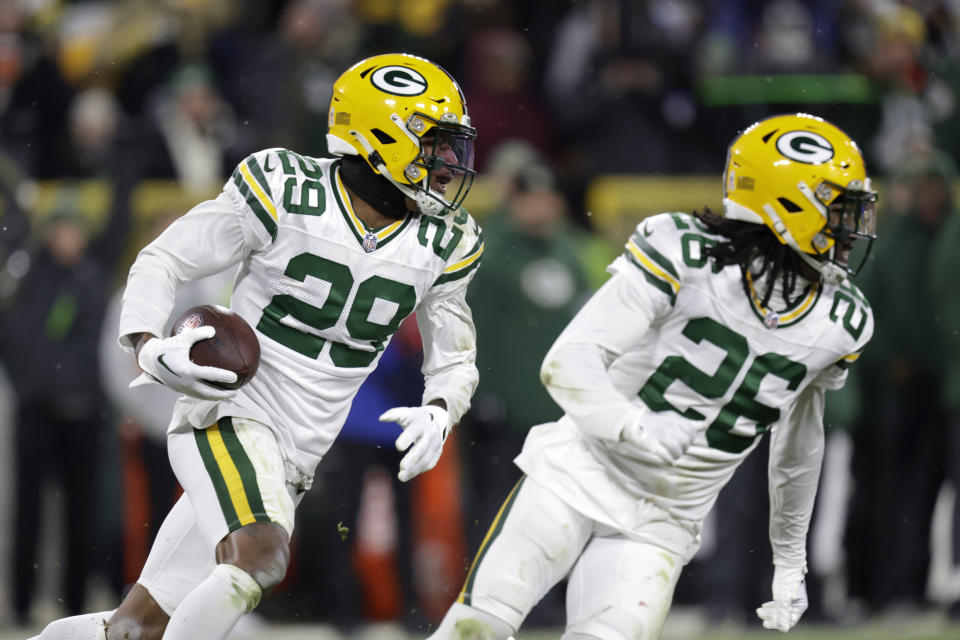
[775, 131, 834, 165]
[370, 66, 428, 96]
[176, 312, 204, 334]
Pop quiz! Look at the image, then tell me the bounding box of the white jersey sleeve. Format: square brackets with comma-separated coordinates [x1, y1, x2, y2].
[767, 383, 826, 568]
[118, 149, 283, 351]
[118, 200, 257, 350]
[767, 278, 873, 568]
[810, 279, 874, 391]
[417, 208, 483, 425]
[540, 216, 677, 441]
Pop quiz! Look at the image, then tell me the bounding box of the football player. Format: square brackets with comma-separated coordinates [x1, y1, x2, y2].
[32, 53, 482, 640]
[429, 113, 877, 640]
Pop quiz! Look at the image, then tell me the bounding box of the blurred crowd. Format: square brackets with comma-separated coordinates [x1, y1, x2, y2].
[1, 0, 960, 634]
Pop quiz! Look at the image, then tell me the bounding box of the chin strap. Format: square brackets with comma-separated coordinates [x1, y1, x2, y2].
[760, 203, 846, 285]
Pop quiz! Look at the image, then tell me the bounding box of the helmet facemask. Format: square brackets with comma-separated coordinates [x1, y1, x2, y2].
[349, 111, 477, 216]
[808, 180, 877, 278]
[400, 113, 477, 215]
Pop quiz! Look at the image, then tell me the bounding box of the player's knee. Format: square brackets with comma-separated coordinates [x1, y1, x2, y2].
[246, 541, 290, 591]
[216, 521, 290, 591]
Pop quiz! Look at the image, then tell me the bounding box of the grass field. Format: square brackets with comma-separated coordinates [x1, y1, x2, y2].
[5, 590, 958, 640]
[4, 611, 959, 640]
[4, 627, 958, 640]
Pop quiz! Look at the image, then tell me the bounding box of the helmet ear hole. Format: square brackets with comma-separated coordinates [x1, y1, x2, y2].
[777, 197, 803, 213]
[371, 129, 396, 145]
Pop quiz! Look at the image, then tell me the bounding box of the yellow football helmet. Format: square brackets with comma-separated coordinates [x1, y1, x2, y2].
[723, 113, 877, 283]
[327, 53, 477, 215]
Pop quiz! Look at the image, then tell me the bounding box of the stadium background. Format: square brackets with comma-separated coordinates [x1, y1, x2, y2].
[1, 0, 960, 638]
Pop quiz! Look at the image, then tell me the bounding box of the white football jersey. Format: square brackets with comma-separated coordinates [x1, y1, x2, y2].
[120, 149, 482, 476]
[516, 212, 872, 557]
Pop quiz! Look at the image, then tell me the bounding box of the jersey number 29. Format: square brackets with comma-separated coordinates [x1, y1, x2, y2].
[257, 253, 416, 368]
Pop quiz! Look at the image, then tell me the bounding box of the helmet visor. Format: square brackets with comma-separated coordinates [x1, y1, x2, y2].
[824, 185, 877, 240]
[429, 127, 476, 173]
[819, 182, 878, 275]
[411, 119, 477, 212]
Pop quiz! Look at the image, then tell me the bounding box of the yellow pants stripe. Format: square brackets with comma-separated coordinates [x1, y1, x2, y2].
[458, 476, 527, 606]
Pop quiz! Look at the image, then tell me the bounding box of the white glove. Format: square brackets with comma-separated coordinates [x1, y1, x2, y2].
[621, 419, 697, 465]
[132, 326, 238, 401]
[756, 565, 808, 633]
[379, 405, 450, 482]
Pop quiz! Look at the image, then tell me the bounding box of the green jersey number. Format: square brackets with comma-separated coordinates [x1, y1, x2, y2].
[828, 281, 869, 340]
[257, 253, 417, 368]
[276, 150, 327, 216]
[638, 317, 807, 453]
[417, 208, 470, 260]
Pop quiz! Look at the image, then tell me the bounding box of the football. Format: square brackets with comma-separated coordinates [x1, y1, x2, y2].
[170, 305, 261, 390]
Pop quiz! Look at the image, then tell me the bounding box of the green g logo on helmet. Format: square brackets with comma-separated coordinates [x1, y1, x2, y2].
[370, 66, 428, 96]
[775, 131, 835, 165]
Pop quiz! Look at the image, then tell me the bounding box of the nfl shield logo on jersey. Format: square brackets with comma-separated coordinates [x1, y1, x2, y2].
[763, 310, 780, 330]
[177, 311, 204, 334]
[362, 232, 378, 253]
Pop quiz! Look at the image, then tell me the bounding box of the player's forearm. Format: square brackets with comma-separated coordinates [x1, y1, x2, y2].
[131, 332, 157, 358]
[422, 363, 476, 427]
[118, 254, 182, 351]
[541, 340, 638, 441]
[540, 272, 656, 441]
[417, 293, 478, 426]
[118, 195, 252, 353]
[768, 387, 827, 566]
[768, 467, 820, 568]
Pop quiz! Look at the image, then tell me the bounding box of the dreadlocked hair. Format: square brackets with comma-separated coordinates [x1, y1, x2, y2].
[693, 208, 809, 310]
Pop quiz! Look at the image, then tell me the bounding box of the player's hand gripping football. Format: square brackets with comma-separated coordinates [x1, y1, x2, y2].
[756, 565, 808, 633]
[621, 418, 698, 465]
[132, 327, 238, 401]
[379, 404, 450, 482]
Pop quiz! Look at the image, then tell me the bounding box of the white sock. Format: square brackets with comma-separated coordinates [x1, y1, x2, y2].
[427, 602, 516, 640]
[29, 610, 114, 639]
[162, 564, 261, 640]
